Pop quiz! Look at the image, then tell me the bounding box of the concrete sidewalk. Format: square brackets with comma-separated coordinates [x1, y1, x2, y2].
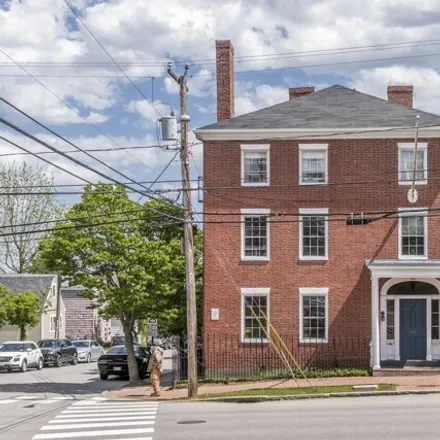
[107, 374, 440, 401]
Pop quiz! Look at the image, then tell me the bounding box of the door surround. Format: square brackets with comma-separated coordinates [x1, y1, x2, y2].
[380, 278, 440, 362]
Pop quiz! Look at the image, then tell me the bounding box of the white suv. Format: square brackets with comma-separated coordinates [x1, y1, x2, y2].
[0, 341, 44, 372]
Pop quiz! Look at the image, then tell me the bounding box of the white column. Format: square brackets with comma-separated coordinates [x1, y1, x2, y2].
[371, 275, 381, 369]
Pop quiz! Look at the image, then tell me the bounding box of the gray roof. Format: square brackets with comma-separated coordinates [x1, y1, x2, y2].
[61, 286, 86, 299]
[200, 85, 440, 130]
[0, 274, 56, 299]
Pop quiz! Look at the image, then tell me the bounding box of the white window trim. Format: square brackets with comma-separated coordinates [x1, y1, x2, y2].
[299, 144, 328, 185]
[240, 288, 270, 343]
[299, 208, 329, 261]
[241, 208, 270, 261]
[398, 143, 428, 185]
[398, 207, 428, 260]
[241, 144, 270, 187]
[299, 287, 329, 344]
[50, 314, 56, 333]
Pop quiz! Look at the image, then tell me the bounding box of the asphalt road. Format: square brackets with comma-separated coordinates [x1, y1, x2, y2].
[154, 394, 440, 440]
[0, 361, 127, 439]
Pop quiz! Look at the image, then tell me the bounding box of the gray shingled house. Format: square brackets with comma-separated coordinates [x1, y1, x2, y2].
[61, 286, 112, 343]
[0, 274, 65, 342]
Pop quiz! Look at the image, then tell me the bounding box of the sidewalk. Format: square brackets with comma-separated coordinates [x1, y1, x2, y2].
[107, 374, 440, 401]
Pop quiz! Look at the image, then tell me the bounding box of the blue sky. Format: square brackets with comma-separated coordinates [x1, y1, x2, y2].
[1, 0, 440, 208]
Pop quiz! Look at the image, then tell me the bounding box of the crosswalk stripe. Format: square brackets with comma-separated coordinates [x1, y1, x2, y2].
[71, 403, 158, 408]
[42, 420, 155, 430]
[51, 397, 72, 400]
[50, 416, 156, 423]
[0, 399, 14, 404]
[33, 400, 57, 405]
[16, 396, 36, 400]
[62, 409, 157, 415]
[90, 397, 108, 401]
[33, 427, 155, 439]
[55, 412, 157, 419]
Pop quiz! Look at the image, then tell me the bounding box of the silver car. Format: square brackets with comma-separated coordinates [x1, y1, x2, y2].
[71, 340, 103, 363]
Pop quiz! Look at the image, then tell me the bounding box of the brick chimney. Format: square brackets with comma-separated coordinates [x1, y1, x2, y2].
[216, 40, 235, 121]
[289, 86, 315, 100]
[387, 85, 413, 107]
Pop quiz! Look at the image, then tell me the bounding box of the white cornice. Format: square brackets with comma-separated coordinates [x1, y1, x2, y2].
[195, 127, 440, 141]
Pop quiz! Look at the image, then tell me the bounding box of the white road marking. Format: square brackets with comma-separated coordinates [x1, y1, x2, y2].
[90, 396, 108, 401]
[42, 420, 155, 430]
[51, 396, 73, 400]
[33, 427, 155, 439]
[50, 416, 156, 423]
[63, 407, 157, 413]
[15, 396, 36, 400]
[71, 402, 158, 408]
[55, 412, 157, 419]
[0, 399, 14, 404]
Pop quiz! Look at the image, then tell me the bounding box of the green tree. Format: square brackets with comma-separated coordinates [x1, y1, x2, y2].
[0, 284, 13, 327]
[6, 290, 40, 340]
[36, 184, 187, 384]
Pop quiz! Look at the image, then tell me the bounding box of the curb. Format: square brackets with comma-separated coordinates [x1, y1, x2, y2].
[103, 388, 440, 403]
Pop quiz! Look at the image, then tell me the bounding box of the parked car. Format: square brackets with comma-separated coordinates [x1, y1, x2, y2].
[0, 341, 43, 372]
[97, 345, 150, 380]
[111, 336, 125, 346]
[72, 340, 104, 363]
[38, 339, 78, 367]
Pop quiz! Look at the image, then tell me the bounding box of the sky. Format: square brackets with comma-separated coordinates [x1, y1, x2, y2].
[1, 0, 440, 208]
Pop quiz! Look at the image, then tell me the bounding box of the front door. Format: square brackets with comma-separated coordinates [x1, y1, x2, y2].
[400, 299, 427, 360]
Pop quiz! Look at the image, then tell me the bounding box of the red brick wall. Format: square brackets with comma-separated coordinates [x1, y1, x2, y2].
[387, 86, 413, 107]
[215, 40, 234, 121]
[202, 137, 440, 370]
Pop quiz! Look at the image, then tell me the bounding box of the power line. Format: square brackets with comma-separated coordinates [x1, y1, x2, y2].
[0, 47, 164, 176]
[190, 51, 440, 78]
[4, 38, 440, 68]
[0, 179, 198, 190]
[63, 0, 162, 119]
[0, 136, 184, 224]
[0, 97, 170, 196]
[0, 143, 193, 158]
[0, 116, 164, 201]
[0, 208, 170, 231]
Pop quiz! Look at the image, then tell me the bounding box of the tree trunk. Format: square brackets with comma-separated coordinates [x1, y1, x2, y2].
[121, 317, 140, 385]
[20, 326, 26, 341]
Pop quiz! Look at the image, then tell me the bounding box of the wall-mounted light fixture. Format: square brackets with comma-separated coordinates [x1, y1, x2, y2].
[380, 311, 386, 322]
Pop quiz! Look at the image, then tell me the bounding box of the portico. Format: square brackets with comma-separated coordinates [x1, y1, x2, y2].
[368, 260, 440, 370]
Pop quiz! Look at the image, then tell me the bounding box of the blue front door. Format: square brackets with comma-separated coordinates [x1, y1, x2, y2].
[400, 299, 427, 360]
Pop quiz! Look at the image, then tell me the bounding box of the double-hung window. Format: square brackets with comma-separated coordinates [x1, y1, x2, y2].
[398, 208, 427, 259]
[241, 288, 270, 342]
[299, 144, 328, 184]
[398, 143, 427, 185]
[241, 209, 270, 260]
[299, 208, 328, 260]
[241, 145, 270, 186]
[50, 315, 56, 333]
[300, 288, 328, 343]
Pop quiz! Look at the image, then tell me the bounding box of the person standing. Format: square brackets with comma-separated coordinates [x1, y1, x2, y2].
[148, 345, 164, 397]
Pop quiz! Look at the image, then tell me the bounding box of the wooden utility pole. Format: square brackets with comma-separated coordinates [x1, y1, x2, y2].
[55, 273, 61, 339]
[167, 63, 198, 398]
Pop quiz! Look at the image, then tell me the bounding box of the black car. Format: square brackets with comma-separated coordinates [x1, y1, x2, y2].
[97, 345, 150, 380]
[38, 339, 78, 367]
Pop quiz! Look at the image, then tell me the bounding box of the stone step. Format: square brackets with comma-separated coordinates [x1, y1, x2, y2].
[374, 367, 440, 377]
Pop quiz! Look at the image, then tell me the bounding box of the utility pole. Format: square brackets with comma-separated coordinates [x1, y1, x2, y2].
[167, 63, 198, 398]
[55, 273, 61, 339]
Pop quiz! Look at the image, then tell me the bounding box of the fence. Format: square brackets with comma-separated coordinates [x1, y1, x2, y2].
[172, 335, 370, 382]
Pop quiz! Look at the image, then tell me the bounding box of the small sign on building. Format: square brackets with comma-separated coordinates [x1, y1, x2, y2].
[211, 308, 220, 321]
[148, 318, 158, 338]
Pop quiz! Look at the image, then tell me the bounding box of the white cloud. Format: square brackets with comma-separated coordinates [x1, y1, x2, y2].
[349, 66, 440, 114]
[235, 83, 288, 115]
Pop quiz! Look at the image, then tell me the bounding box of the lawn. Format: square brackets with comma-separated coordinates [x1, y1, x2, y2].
[200, 384, 395, 399]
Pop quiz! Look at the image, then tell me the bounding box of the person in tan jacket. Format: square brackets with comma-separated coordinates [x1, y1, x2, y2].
[147, 346, 164, 397]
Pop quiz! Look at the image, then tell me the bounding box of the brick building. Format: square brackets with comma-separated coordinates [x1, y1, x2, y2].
[195, 40, 440, 374]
